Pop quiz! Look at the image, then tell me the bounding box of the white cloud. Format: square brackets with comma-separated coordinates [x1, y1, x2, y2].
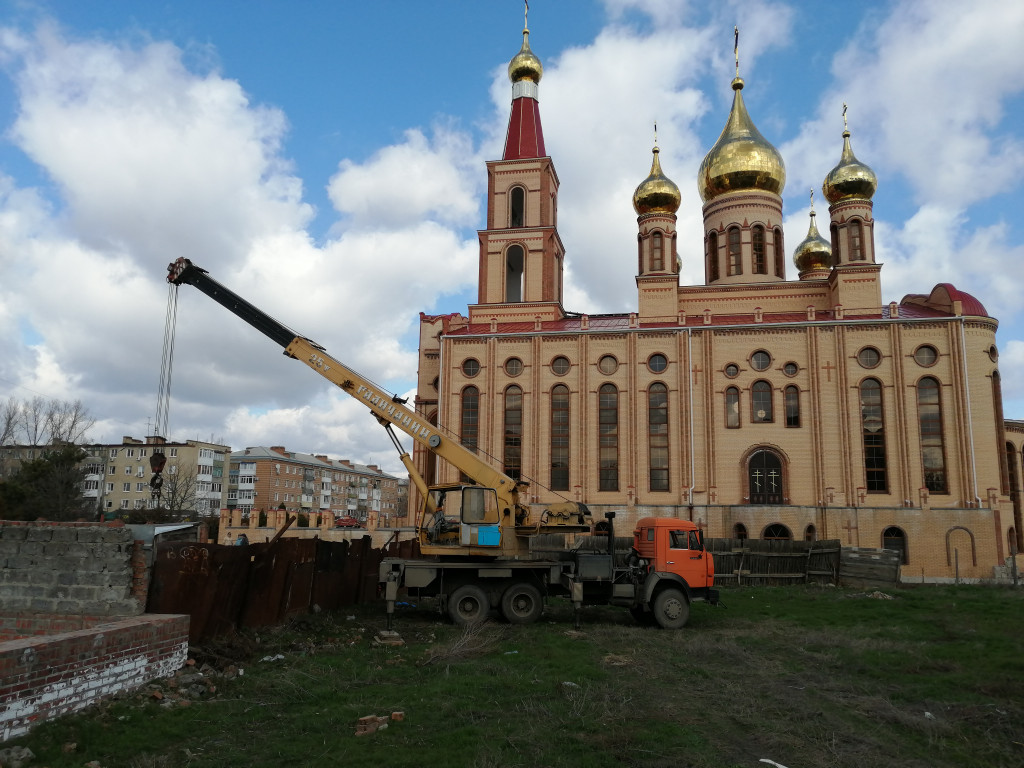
[328, 126, 481, 229]
[6, 24, 311, 268]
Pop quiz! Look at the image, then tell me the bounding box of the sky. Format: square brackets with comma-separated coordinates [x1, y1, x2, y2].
[1, 0, 1023, 476]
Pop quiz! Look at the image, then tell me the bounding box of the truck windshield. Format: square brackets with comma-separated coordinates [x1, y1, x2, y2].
[461, 486, 499, 524]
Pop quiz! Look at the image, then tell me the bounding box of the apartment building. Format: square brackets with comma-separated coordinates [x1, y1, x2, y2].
[227, 446, 400, 526]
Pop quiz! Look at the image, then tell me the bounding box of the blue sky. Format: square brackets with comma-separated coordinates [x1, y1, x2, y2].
[1, 0, 1022, 473]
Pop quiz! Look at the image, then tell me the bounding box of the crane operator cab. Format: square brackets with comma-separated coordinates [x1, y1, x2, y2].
[423, 485, 502, 548]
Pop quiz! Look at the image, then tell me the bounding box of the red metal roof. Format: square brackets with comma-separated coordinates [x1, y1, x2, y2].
[444, 301, 985, 337]
[503, 96, 546, 160]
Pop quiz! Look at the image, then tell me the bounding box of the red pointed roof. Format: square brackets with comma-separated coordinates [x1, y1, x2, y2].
[503, 96, 546, 160]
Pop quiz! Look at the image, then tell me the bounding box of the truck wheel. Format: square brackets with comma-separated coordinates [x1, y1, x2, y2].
[448, 585, 489, 625]
[501, 583, 543, 624]
[652, 588, 690, 629]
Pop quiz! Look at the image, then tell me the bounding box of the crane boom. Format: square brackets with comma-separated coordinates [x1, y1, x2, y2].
[166, 258, 511, 490]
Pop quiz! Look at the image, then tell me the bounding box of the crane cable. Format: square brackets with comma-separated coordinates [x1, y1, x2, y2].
[149, 280, 179, 505]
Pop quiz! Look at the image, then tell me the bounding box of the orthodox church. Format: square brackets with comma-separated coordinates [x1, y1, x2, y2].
[413, 23, 1017, 581]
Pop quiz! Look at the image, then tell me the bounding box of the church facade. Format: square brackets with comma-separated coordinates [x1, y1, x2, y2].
[413, 25, 1018, 581]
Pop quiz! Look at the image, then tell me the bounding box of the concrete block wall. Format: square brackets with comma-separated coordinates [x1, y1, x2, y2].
[0, 521, 142, 626]
[0, 614, 189, 741]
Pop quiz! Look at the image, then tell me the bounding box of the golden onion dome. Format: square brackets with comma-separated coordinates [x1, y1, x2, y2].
[508, 28, 543, 84]
[793, 209, 834, 275]
[633, 146, 681, 215]
[823, 128, 877, 204]
[698, 77, 786, 203]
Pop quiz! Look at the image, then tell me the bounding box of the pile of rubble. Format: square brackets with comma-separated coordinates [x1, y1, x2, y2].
[126, 657, 241, 710]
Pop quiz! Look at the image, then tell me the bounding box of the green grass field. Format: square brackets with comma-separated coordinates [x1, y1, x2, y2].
[8, 584, 1024, 768]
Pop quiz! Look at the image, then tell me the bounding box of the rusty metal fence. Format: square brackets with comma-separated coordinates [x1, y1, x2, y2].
[147, 536, 418, 642]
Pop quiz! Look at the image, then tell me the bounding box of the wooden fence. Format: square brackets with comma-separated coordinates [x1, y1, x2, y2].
[705, 538, 841, 586]
[837, 546, 902, 587]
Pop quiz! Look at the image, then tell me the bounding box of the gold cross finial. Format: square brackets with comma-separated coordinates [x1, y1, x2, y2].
[734, 26, 740, 76]
[524, 0, 529, 31]
[654, 121, 658, 148]
[810, 187, 816, 214]
[842, 102, 848, 131]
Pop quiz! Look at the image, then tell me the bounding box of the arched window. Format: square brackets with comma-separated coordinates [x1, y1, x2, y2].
[752, 226, 766, 274]
[882, 526, 908, 564]
[861, 378, 888, 492]
[648, 383, 669, 491]
[773, 227, 785, 276]
[505, 244, 524, 302]
[651, 232, 664, 271]
[917, 377, 947, 493]
[805, 524, 817, 542]
[749, 449, 784, 504]
[460, 386, 479, 454]
[727, 227, 742, 276]
[734, 523, 748, 540]
[707, 231, 720, 282]
[751, 380, 773, 422]
[762, 523, 791, 540]
[830, 222, 840, 261]
[599, 383, 619, 491]
[509, 186, 525, 228]
[850, 219, 864, 260]
[503, 385, 523, 480]
[784, 385, 800, 428]
[725, 386, 740, 428]
[550, 385, 570, 491]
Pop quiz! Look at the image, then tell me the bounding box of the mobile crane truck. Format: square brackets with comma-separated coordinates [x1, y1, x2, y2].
[166, 258, 719, 629]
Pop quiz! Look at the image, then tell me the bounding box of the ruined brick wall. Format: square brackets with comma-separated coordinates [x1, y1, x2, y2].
[0, 521, 142, 640]
[0, 614, 189, 741]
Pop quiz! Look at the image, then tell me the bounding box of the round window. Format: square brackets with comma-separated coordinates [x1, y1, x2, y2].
[462, 358, 480, 377]
[988, 345, 999, 362]
[551, 356, 570, 375]
[857, 347, 881, 369]
[505, 357, 523, 377]
[913, 345, 938, 367]
[783, 362, 798, 377]
[648, 354, 668, 373]
[751, 350, 771, 371]
[724, 363, 740, 378]
[598, 355, 618, 375]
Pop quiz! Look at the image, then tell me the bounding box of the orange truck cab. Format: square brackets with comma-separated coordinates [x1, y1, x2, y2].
[633, 517, 715, 589]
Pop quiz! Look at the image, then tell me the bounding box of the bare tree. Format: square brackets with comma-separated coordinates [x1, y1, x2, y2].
[46, 399, 95, 444]
[2, 396, 95, 446]
[1, 397, 18, 445]
[18, 396, 47, 445]
[160, 465, 200, 518]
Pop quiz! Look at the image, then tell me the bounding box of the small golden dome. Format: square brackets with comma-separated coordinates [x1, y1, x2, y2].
[823, 128, 877, 203]
[508, 28, 543, 84]
[633, 146, 681, 215]
[793, 209, 834, 276]
[698, 77, 786, 203]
